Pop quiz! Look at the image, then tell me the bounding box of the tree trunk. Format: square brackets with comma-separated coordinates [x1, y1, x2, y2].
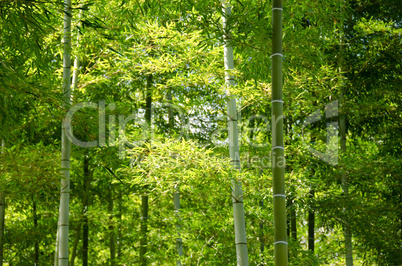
[308, 189, 315, 253]
[222, 3, 249, 265]
[271, 1, 288, 265]
[57, 0, 73, 264]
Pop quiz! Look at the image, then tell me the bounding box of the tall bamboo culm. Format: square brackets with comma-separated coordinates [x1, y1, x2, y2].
[339, 1, 353, 264]
[271, 1, 288, 265]
[168, 92, 183, 266]
[56, 0, 73, 265]
[71, 9, 82, 96]
[174, 187, 183, 265]
[222, 2, 249, 265]
[0, 190, 4, 266]
[140, 74, 153, 266]
[69, 10, 82, 266]
[0, 140, 5, 266]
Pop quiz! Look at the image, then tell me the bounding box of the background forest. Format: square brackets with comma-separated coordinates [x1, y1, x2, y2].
[0, 0, 401, 265]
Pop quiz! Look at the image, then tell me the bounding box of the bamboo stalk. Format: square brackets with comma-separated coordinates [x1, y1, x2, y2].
[222, 2, 249, 265]
[174, 187, 183, 266]
[271, 1, 288, 265]
[0, 140, 5, 266]
[339, 1, 353, 264]
[69, 10, 82, 266]
[308, 189, 315, 253]
[57, 0, 73, 264]
[140, 74, 153, 266]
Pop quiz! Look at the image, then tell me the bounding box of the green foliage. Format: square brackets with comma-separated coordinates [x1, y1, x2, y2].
[0, 0, 401, 265]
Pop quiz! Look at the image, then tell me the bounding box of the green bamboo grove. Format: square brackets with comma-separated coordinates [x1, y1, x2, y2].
[0, 0, 400, 265]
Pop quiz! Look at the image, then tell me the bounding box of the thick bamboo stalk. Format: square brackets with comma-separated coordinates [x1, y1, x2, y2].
[271, 1, 288, 265]
[222, 2, 249, 265]
[57, 0, 73, 264]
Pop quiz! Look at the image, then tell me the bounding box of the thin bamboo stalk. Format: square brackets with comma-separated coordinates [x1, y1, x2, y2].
[71, 9, 82, 96]
[82, 155, 90, 266]
[108, 183, 116, 266]
[0, 140, 5, 266]
[69, 10, 82, 266]
[57, 0, 73, 265]
[222, 2, 249, 265]
[0, 191, 4, 266]
[174, 187, 183, 266]
[308, 189, 315, 253]
[140, 74, 153, 266]
[339, 2, 353, 264]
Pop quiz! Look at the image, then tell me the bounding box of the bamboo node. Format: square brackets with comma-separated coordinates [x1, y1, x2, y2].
[270, 53, 283, 58]
[274, 241, 288, 245]
[272, 146, 284, 150]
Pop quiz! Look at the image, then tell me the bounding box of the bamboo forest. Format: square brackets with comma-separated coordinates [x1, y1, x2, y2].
[1, 0, 401, 265]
